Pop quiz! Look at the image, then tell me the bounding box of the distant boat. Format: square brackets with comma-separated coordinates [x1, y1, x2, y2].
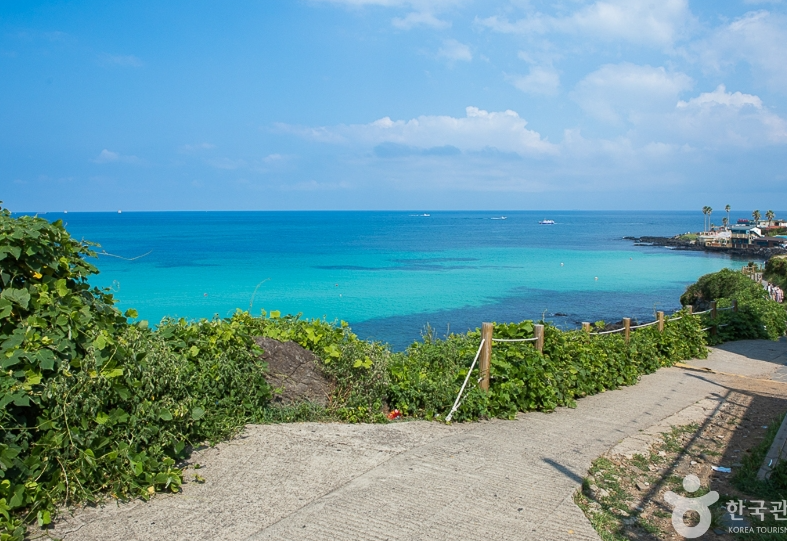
[118, 210, 122, 214]
[410, 213, 430, 217]
[539, 219, 555, 225]
[491, 216, 507, 220]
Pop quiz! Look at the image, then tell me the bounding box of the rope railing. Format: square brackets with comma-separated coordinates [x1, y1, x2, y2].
[445, 339, 485, 422]
[454, 300, 739, 418]
[631, 320, 660, 329]
[589, 328, 626, 336]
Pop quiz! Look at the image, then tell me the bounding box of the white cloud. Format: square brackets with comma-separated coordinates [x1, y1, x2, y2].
[207, 158, 247, 170]
[285, 106, 556, 155]
[92, 149, 140, 163]
[311, 0, 461, 8]
[437, 38, 472, 62]
[179, 142, 216, 153]
[99, 54, 144, 67]
[697, 11, 787, 90]
[282, 180, 351, 191]
[392, 11, 450, 29]
[509, 66, 560, 96]
[673, 85, 787, 145]
[572, 63, 693, 123]
[263, 153, 286, 163]
[312, 0, 461, 29]
[478, 0, 692, 47]
[676, 85, 762, 109]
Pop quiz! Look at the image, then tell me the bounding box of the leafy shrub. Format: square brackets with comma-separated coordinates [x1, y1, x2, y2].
[765, 256, 787, 290]
[0, 208, 270, 540]
[386, 309, 707, 421]
[704, 297, 787, 344]
[387, 331, 487, 422]
[680, 268, 766, 306]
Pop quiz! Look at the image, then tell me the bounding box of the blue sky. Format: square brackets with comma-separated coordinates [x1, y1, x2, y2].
[2, 0, 786, 211]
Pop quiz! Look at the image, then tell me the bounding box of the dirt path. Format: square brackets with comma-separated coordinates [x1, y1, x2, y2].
[50, 340, 787, 541]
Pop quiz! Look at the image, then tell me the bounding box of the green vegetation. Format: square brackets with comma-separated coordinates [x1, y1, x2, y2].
[680, 267, 787, 343]
[732, 413, 787, 500]
[680, 268, 765, 305]
[2, 208, 786, 539]
[766, 256, 787, 290]
[0, 208, 272, 539]
[765, 227, 787, 237]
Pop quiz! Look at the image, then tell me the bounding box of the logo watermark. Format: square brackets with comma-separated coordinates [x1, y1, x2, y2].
[664, 475, 787, 536]
[664, 474, 719, 538]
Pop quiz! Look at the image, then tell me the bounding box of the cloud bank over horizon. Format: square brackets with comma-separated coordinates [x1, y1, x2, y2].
[1, 1, 786, 210]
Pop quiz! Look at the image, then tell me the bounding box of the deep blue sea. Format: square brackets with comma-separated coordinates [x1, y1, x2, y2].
[30, 211, 763, 349]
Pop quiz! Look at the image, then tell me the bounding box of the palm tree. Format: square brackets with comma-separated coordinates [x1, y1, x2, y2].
[766, 210, 775, 226]
[702, 206, 709, 232]
[753, 210, 761, 224]
[722, 217, 728, 228]
[725, 204, 731, 228]
[707, 207, 713, 231]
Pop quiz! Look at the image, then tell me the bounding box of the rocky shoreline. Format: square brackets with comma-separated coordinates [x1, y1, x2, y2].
[623, 235, 787, 259]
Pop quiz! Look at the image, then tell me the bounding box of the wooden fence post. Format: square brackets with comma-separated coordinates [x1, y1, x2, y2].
[711, 300, 717, 319]
[534, 324, 544, 353]
[657, 311, 665, 333]
[480, 322, 493, 392]
[733, 299, 738, 312]
[623, 317, 631, 344]
[582, 322, 591, 333]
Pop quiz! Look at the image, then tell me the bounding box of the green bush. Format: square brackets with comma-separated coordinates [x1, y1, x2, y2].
[680, 268, 766, 306]
[765, 256, 787, 290]
[387, 331, 487, 422]
[0, 209, 271, 540]
[386, 309, 707, 421]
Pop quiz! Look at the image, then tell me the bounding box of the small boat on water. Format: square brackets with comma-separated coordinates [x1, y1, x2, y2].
[491, 216, 507, 220]
[539, 219, 555, 225]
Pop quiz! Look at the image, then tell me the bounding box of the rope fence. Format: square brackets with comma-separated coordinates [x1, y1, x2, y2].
[445, 339, 485, 422]
[464, 299, 739, 399]
[631, 320, 660, 329]
[589, 328, 626, 336]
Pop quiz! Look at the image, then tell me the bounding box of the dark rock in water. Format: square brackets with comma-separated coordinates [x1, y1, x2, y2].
[254, 337, 334, 406]
[624, 235, 787, 258]
[554, 312, 569, 317]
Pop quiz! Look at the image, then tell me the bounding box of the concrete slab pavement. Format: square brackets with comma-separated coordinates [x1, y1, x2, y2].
[51, 340, 787, 541]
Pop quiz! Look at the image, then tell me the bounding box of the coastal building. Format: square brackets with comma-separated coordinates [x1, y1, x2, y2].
[730, 224, 762, 249]
[698, 230, 731, 248]
[752, 237, 787, 249]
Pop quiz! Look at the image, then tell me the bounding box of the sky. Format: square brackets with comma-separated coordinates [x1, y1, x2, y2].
[1, 0, 786, 211]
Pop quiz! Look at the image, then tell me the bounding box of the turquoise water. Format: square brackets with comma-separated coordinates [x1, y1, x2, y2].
[40, 211, 757, 349]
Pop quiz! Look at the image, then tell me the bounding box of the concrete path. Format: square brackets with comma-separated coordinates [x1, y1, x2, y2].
[52, 340, 787, 541]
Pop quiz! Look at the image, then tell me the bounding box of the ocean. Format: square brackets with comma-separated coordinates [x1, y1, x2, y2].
[36, 210, 759, 350]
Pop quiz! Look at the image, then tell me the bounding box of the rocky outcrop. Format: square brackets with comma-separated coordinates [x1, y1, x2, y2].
[254, 337, 335, 406]
[624, 236, 787, 258]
